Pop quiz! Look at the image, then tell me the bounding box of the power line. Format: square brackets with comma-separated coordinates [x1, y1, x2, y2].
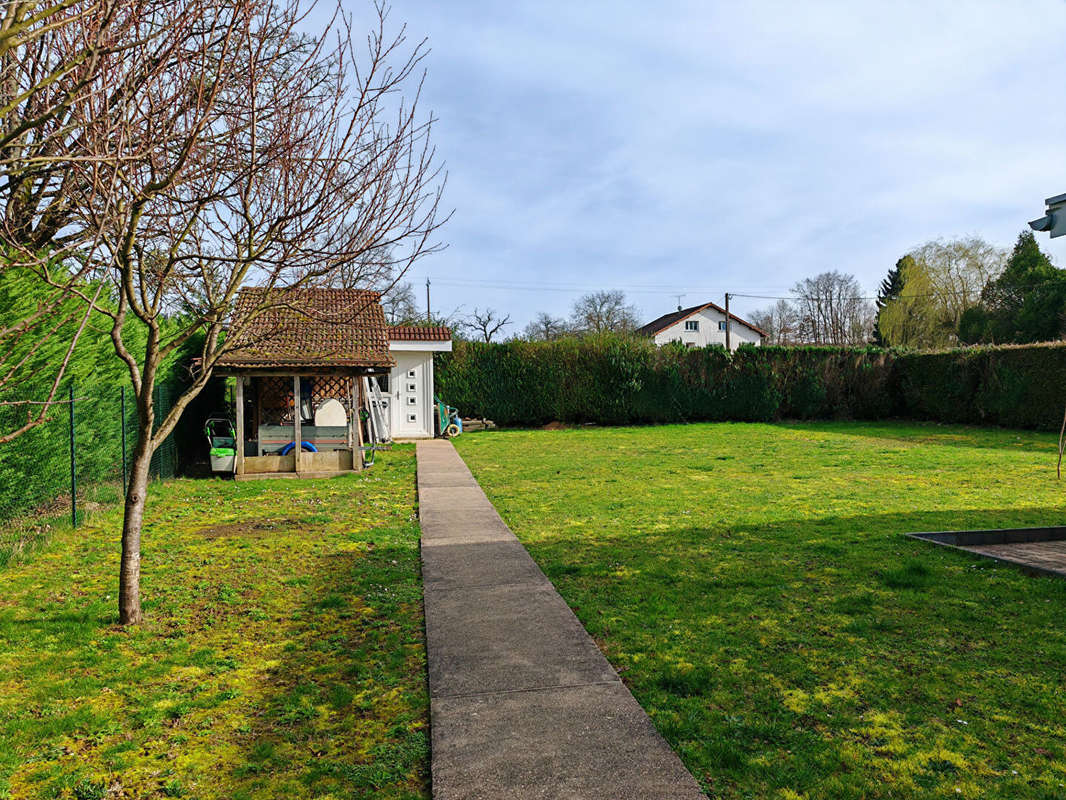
[403, 274, 1066, 305]
[732, 276, 1066, 303]
[409, 275, 793, 297]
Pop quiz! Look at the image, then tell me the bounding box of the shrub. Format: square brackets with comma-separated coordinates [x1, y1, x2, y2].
[436, 336, 1066, 432]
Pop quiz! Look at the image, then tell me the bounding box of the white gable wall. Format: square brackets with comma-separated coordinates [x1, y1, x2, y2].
[651, 307, 762, 351]
[386, 339, 452, 438]
[389, 350, 435, 438]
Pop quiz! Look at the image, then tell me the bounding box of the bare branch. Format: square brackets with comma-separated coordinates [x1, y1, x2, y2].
[8, 0, 447, 624]
[570, 290, 640, 335]
[465, 306, 511, 343]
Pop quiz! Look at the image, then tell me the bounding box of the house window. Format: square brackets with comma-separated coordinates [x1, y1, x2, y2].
[718, 321, 727, 331]
[376, 374, 389, 392]
[406, 382, 417, 393]
[407, 369, 416, 378]
[407, 396, 417, 406]
[407, 413, 417, 423]
[684, 320, 699, 332]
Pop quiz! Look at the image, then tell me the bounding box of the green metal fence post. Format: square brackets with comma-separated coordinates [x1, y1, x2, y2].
[152, 385, 158, 481]
[68, 383, 76, 528]
[121, 386, 127, 492]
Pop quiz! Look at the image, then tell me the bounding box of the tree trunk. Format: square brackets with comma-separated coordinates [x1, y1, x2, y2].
[119, 398, 154, 625]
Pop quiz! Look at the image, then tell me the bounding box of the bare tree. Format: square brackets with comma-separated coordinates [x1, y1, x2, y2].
[380, 281, 421, 325]
[791, 271, 873, 345]
[331, 244, 394, 289]
[0, 0, 196, 438]
[10, 0, 445, 624]
[1, 0, 147, 248]
[748, 299, 800, 345]
[902, 236, 1006, 346]
[522, 311, 569, 341]
[334, 250, 426, 326]
[570, 289, 639, 334]
[465, 307, 511, 342]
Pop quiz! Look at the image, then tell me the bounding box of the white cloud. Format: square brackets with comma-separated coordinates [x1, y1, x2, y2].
[384, 0, 1066, 324]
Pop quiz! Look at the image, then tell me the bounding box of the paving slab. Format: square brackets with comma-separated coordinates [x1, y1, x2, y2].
[418, 470, 479, 489]
[422, 538, 551, 590]
[431, 683, 707, 800]
[419, 440, 457, 450]
[420, 485, 497, 510]
[416, 453, 469, 469]
[418, 440, 457, 450]
[420, 508, 516, 544]
[424, 582, 616, 698]
[417, 440, 705, 799]
[417, 467, 474, 483]
[417, 457, 467, 471]
[416, 465, 469, 480]
[965, 540, 1066, 576]
[416, 445, 466, 465]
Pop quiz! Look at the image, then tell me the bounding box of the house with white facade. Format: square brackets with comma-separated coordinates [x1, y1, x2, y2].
[637, 301, 766, 351]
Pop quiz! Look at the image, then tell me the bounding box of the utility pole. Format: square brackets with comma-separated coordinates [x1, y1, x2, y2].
[425, 278, 431, 325]
[724, 292, 732, 352]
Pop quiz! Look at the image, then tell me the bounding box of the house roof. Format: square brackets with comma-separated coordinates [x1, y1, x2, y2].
[389, 325, 452, 342]
[636, 301, 767, 338]
[216, 288, 394, 370]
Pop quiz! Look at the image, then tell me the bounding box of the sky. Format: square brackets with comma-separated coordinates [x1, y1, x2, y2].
[351, 1, 1066, 330]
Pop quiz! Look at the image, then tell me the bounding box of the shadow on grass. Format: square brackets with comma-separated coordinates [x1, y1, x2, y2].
[231, 542, 429, 800]
[775, 419, 1060, 452]
[518, 507, 1066, 798]
[530, 506, 1066, 592]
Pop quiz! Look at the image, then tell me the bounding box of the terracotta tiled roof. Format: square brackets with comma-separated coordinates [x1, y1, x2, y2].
[637, 301, 767, 338]
[389, 325, 452, 341]
[217, 288, 394, 369]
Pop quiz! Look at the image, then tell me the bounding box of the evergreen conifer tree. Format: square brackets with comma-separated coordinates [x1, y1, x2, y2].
[873, 256, 910, 345]
[964, 231, 1066, 344]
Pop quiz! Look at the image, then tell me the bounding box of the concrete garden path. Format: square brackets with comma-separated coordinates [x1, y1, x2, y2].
[417, 440, 706, 799]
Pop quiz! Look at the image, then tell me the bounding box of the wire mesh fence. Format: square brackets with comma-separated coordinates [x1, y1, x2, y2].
[0, 382, 179, 529]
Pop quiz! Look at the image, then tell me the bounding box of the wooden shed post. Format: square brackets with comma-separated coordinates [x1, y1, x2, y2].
[235, 376, 245, 476]
[354, 374, 365, 471]
[347, 376, 355, 450]
[292, 374, 302, 474]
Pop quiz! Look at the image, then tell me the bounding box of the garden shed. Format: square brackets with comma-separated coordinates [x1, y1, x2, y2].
[383, 325, 453, 439]
[215, 287, 394, 479]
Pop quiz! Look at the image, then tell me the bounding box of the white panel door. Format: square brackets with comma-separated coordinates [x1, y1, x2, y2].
[391, 353, 429, 437]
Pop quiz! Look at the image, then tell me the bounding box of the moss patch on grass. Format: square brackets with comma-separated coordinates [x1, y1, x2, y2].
[456, 422, 1066, 800]
[0, 447, 427, 800]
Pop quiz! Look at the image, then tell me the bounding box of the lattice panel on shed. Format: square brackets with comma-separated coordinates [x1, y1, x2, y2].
[312, 376, 354, 409]
[258, 376, 294, 424]
[255, 375, 356, 425]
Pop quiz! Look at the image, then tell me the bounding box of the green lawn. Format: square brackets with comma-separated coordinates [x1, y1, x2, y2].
[454, 422, 1066, 800]
[0, 447, 427, 800]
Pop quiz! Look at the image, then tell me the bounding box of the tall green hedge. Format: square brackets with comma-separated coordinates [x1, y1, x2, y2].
[893, 343, 1066, 430]
[435, 336, 1066, 431]
[0, 267, 199, 522]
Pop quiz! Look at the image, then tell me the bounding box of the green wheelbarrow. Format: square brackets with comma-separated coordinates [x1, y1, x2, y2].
[434, 397, 462, 439]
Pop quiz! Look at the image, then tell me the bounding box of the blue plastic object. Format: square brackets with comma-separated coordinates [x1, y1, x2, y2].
[279, 440, 318, 455]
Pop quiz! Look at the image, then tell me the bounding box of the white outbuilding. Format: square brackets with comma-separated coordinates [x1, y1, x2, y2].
[383, 326, 453, 438]
[637, 301, 766, 351]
